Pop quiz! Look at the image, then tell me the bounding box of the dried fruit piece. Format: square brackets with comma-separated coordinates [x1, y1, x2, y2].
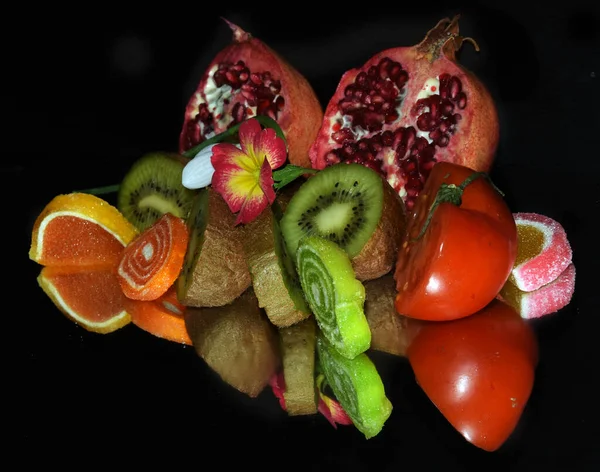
[499, 263, 576, 319]
[510, 212, 573, 292]
[296, 235, 370, 359]
[317, 334, 392, 439]
[177, 187, 251, 307]
[278, 317, 318, 415]
[184, 288, 280, 398]
[243, 201, 310, 327]
[364, 273, 411, 357]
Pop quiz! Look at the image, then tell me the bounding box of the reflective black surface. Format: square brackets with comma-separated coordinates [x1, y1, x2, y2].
[11, 1, 599, 468]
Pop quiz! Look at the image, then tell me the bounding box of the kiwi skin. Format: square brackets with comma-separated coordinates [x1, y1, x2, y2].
[279, 317, 318, 415]
[351, 178, 407, 281]
[243, 203, 311, 328]
[184, 288, 281, 398]
[363, 272, 412, 357]
[117, 152, 195, 232]
[179, 187, 251, 308]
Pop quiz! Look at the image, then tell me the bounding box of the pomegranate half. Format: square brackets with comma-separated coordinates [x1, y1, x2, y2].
[179, 19, 323, 168]
[308, 16, 499, 210]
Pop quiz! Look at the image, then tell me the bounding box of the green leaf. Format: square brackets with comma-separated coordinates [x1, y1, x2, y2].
[72, 184, 120, 195]
[182, 116, 288, 159]
[273, 165, 318, 191]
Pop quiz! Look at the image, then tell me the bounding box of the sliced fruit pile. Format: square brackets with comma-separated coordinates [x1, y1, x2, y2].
[28, 15, 577, 453]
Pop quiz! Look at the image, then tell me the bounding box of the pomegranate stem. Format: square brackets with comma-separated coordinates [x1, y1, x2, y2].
[412, 171, 502, 241]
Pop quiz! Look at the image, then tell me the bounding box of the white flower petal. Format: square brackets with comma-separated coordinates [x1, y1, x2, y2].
[182, 145, 217, 189]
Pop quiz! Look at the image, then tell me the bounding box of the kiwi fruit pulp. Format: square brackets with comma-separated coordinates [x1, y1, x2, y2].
[118, 152, 196, 232]
[280, 163, 384, 260]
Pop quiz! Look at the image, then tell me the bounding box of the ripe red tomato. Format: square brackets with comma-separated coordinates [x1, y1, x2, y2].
[407, 299, 539, 452]
[394, 162, 517, 321]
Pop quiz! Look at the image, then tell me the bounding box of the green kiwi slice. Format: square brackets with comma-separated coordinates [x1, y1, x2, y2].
[296, 235, 371, 359]
[117, 152, 196, 232]
[317, 333, 392, 439]
[280, 163, 384, 259]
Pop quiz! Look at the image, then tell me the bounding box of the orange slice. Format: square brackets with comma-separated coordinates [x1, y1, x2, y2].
[125, 286, 192, 345]
[30, 192, 139, 268]
[37, 266, 132, 334]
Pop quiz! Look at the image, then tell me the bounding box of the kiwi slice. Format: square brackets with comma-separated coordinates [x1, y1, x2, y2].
[280, 163, 384, 259]
[118, 152, 196, 232]
[279, 317, 318, 415]
[364, 273, 411, 357]
[184, 288, 280, 398]
[296, 235, 370, 359]
[176, 187, 251, 307]
[317, 333, 392, 439]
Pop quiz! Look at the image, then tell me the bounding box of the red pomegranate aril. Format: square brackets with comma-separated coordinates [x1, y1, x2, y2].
[180, 20, 322, 167]
[309, 16, 499, 209]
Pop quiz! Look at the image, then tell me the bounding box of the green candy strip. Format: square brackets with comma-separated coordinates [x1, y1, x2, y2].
[317, 334, 392, 439]
[296, 235, 371, 359]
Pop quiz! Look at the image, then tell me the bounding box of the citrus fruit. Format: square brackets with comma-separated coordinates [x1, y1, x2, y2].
[37, 266, 132, 334]
[30, 192, 140, 333]
[29, 192, 139, 268]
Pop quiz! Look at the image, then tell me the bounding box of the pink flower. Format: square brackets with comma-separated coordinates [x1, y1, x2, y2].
[211, 118, 287, 225]
[269, 371, 353, 429]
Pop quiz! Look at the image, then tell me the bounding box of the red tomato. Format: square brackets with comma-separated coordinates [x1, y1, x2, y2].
[407, 299, 539, 452]
[394, 162, 517, 321]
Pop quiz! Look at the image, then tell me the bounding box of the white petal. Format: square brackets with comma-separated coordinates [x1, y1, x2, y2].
[182, 145, 217, 189]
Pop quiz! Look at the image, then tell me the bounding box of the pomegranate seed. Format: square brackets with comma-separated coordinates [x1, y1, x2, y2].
[456, 92, 467, 109]
[450, 76, 462, 99]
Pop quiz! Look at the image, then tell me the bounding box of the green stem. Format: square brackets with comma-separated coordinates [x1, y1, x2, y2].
[412, 171, 503, 242]
[73, 183, 120, 195]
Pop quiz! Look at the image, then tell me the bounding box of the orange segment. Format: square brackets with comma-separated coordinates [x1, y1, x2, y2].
[30, 193, 138, 267]
[125, 287, 191, 345]
[38, 266, 132, 334]
[118, 213, 189, 301]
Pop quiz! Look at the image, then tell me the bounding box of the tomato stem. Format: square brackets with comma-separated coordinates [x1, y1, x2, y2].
[412, 171, 503, 241]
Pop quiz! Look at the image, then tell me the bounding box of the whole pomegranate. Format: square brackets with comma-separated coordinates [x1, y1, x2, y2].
[179, 19, 323, 168]
[308, 16, 499, 210]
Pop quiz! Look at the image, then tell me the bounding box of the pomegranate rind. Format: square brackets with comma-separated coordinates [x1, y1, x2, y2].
[179, 21, 323, 169]
[37, 267, 132, 334]
[308, 17, 499, 208]
[29, 193, 139, 267]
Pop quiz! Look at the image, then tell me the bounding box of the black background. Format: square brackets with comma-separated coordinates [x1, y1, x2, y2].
[9, 0, 600, 469]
